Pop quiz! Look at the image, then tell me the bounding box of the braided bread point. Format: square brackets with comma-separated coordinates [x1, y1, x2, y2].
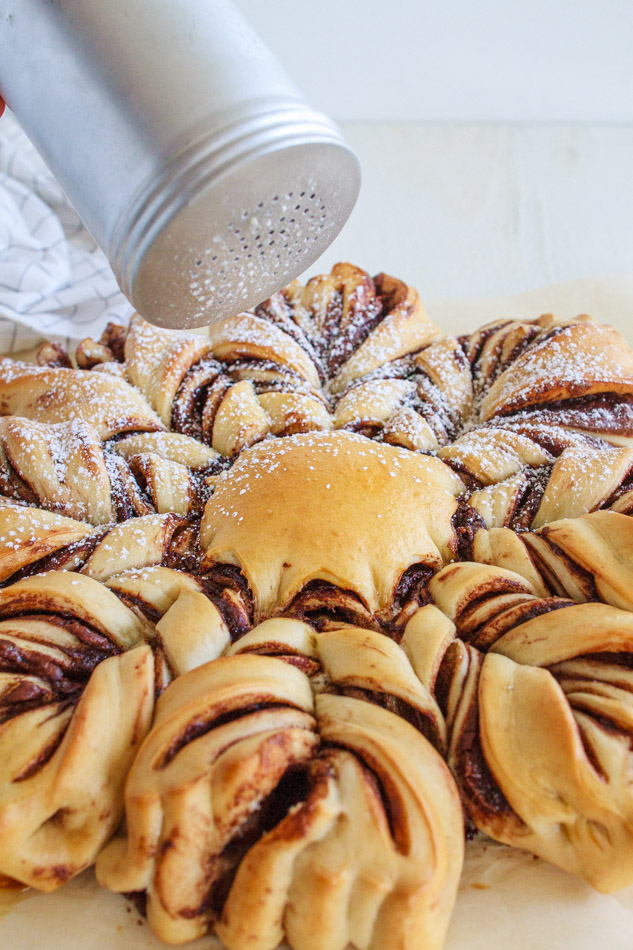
[0, 498, 250, 673]
[0, 417, 118, 524]
[82, 514, 199, 576]
[480, 319, 633, 420]
[332, 333, 473, 453]
[428, 561, 574, 651]
[123, 314, 213, 425]
[334, 379, 434, 445]
[0, 414, 216, 524]
[0, 358, 163, 439]
[0, 509, 199, 589]
[112, 430, 218, 469]
[468, 523, 552, 596]
[0, 571, 155, 890]
[200, 430, 465, 625]
[467, 443, 633, 531]
[125, 316, 327, 454]
[424, 558, 633, 891]
[207, 266, 445, 450]
[434, 317, 633, 532]
[459, 315, 546, 395]
[110, 431, 219, 520]
[315, 273, 440, 393]
[121, 450, 207, 517]
[208, 311, 321, 385]
[105, 566, 230, 676]
[228, 617, 447, 752]
[120, 314, 330, 452]
[472, 509, 633, 610]
[532, 444, 633, 527]
[260, 263, 441, 389]
[439, 427, 554, 487]
[96, 652, 463, 950]
[0, 416, 160, 523]
[0, 502, 94, 583]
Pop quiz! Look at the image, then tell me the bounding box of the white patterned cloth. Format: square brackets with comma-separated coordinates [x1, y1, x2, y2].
[0, 111, 133, 353]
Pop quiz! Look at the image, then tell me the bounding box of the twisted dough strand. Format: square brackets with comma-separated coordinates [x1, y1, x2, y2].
[472, 509, 633, 610]
[422, 563, 633, 891]
[97, 644, 463, 950]
[0, 572, 155, 890]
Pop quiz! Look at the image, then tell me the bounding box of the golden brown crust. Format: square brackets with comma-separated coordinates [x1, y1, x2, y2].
[201, 430, 464, 621]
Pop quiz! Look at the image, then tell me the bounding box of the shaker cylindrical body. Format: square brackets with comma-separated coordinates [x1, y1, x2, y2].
[0, 0, 360, 327]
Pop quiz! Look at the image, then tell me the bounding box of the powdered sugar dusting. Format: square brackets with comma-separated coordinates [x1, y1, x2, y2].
[484, 322, 633, 417]
[1, 266, 633, 595]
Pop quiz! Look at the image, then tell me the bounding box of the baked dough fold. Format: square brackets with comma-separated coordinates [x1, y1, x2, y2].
[97, 646, 463, 950]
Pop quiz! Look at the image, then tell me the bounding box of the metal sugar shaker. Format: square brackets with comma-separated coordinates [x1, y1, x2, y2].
[0, 0, 360, 328]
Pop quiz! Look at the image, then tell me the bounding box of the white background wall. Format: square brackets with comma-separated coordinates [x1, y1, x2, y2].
[232, 1, 633, 303]
[236, 0, 633, 123]
[308, 124, 633, 301]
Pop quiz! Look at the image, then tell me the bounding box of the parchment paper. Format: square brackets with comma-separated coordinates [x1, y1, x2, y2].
[2, 836, 632, 950]
[1, 276, 633, 948]
[427, 275, 633, 338]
